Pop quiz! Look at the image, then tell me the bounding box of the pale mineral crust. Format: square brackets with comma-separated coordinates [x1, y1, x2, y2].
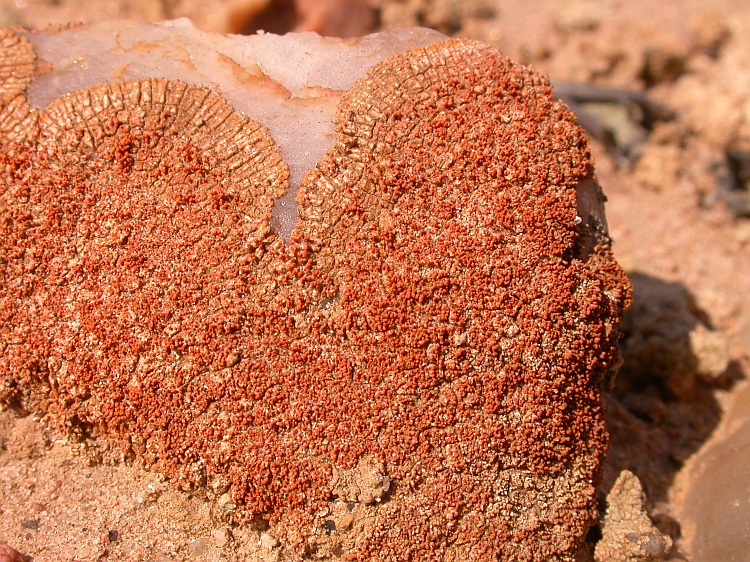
[0, 22, 630, 561]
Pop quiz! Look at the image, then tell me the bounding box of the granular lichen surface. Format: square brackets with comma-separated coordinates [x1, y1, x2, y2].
[0, 32, 630, 561]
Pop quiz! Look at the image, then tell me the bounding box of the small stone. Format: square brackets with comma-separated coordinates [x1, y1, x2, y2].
[212, 529, 229, 548]
[594, 470, 673, 562]
[689, 324, 730, 381]
[20, 519, 38, 531]
[188, 537, 215, 557]
[218, 493, 236, 513]
[259, 532, 279, 550]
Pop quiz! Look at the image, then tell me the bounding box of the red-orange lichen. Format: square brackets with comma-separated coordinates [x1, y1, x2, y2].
[0, 32, 630, 561]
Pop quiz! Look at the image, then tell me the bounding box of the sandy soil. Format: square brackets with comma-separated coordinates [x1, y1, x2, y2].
[1, 0, 749, 561]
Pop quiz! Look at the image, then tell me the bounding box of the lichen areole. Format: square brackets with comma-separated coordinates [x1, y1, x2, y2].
[0, 23, 631, 561]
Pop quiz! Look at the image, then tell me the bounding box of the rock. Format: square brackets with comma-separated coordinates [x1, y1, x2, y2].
[595, 470, 673, 562]
[0, 22, 630, 560]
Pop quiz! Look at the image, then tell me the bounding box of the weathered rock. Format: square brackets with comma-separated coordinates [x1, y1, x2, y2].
[678, 383, 750, 562]
[0, 21, 630, 560]
[595, 470, 673, 562]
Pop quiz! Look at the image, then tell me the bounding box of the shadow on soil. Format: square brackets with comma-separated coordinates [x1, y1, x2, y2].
[600, 271, 744, 534]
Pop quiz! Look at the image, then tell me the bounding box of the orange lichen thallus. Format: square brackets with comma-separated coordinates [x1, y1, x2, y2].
[0, 28, 630, 561]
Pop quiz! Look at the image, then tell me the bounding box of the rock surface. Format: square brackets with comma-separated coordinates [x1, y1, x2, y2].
[677, 383, 750, 562]
[0, 21, 631, 562]
[594, 470, 672, 562]
[2, 1, 750, 561]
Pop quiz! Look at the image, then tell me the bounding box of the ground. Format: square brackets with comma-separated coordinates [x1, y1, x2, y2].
[0, 0, 749, 561]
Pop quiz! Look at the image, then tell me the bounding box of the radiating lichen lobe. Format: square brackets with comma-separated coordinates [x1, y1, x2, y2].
[0, 28, 630, 561]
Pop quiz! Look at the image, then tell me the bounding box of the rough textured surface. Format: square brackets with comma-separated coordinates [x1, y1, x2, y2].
[18, 20, 445, 239]
[594, 470, 672, 562]
[0, 29, 34, 98]
[0, 25, 631, 562]
[2, 1, 750, 560]
[0, 29, 34, 137]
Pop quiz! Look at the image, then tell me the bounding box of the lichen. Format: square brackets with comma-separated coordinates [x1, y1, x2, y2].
[0, 29, 631, 561]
